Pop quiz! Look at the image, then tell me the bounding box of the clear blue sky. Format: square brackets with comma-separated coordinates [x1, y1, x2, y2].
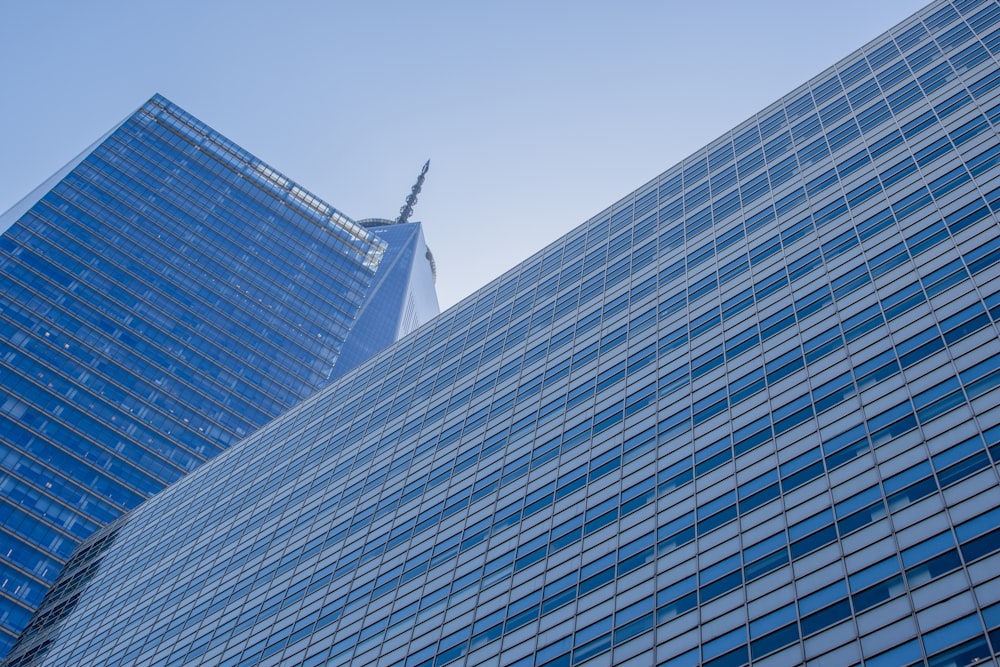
[0, 0, 927, 309]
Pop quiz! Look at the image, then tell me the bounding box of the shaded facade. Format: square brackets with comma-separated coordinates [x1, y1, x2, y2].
[8, 1, 1000, 665]
[0, 96, 437, 654]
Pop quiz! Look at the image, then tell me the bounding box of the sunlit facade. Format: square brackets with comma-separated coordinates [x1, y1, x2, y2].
[332, 219, 440, 381]
[8, 1, 1000, 665]
[0, 95, 437, 655]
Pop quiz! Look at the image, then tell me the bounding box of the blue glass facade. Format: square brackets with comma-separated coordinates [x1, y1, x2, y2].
[0, 96, 437, 655]
[8, 1, 1000, 665]
[333, 220, 440, 381]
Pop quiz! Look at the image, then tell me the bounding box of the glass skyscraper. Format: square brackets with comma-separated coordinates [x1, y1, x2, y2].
[0, 95, 437, 655]
[330, 219, 440, 381]
[9, 0, 1000, 665]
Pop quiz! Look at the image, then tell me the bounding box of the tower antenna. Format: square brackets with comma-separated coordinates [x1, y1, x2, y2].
[395, 160, 430, 224]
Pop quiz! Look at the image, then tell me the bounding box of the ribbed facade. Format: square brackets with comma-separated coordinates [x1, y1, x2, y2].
[8, 1, 1000, 665]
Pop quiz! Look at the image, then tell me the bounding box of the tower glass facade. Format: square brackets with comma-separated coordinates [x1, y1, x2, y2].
[333, 220, 440, 381]
[0, 96, 437, 655]
[9, 1, 1000, 665]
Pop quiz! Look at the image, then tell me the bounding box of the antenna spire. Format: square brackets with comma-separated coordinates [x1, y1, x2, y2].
[395, 160, 430, 225]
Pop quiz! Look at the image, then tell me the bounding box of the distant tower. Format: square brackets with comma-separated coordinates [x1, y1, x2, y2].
[342, 160, 440, 379]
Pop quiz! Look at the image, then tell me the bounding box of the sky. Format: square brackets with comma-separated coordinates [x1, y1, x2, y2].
[0, 0, 929, 310]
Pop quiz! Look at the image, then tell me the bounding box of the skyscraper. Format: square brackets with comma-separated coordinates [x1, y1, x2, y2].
[0, 95, 437, 655]
[9, 0, 1000, 665]
[330, 218, 440, 381]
